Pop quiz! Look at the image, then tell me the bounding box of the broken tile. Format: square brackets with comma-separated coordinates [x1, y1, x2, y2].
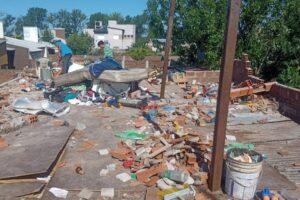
[116, 172, 131, 182]
[101, 188, 114, 198]
[77, 188, 93, 200]
[49, 187, 68, 199]
[98, 149, 109, 156]
[99, 169, 109, 177]
[106, 164, 116, 171]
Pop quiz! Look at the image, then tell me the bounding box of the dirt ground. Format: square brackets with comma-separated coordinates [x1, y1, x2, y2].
[0, 69, 18, 84]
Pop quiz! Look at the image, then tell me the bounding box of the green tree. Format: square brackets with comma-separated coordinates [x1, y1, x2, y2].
[69, 9, 87, 33]
[109, 12, 125, 23]
[87, 12, 109, 28]
[41, 28, 54, 42]
[145, 0, 166, 39]
[145, 0, 300, 87]
[48, 9, 86, 37]
[132, 13, 147, 39]
[1, 14, 16, 36]
[15, 17, 24, 36]
[67, 33, 93, 55]
[23, 7, 48, 29]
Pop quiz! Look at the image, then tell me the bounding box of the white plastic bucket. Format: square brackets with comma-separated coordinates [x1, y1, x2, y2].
[225, 148, 263, 200]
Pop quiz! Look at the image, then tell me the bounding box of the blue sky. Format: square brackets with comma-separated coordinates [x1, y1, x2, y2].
[0, 0, 148, 17]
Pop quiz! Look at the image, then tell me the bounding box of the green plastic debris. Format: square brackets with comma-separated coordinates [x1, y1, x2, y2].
[69, 84, 87, 91]
[115, 130, 146, 140]
[64, 93, 77, 102]
[228, 143, 255, 150]
[131, 173, 137, 180]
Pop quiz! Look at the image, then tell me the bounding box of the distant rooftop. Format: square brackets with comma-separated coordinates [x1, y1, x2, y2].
[5, 37, 55, 52]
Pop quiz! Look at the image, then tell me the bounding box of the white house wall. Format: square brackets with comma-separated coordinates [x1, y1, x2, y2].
[93, 21, 136, 50]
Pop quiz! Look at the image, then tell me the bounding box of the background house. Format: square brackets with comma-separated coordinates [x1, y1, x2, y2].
[85, 20, 136, 50]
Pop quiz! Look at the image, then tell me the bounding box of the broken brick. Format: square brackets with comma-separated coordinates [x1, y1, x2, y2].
[186, 153, 197, 164]
[0, 136, 8, 150]
[23, 115, 38, 124]
[110, 147, 132, 160]
[175, 115, 186, 126]
[137, 163, 166, 183]
[184, 95, 193, 99]
[134, 117, 146, 128]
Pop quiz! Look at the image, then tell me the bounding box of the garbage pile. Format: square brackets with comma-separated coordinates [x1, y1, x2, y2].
[109, 130, 211, 198]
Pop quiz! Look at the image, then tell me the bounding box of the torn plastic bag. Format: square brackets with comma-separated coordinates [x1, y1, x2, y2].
[13, 97, 70, 117]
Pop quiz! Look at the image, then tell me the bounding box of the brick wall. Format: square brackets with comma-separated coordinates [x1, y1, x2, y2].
[232, 54, 253, 84]
[185, 70, 220, 84]
[270, 83, 300, 122]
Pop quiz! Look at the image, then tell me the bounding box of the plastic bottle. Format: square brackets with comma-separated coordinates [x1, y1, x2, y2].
[161, 170, 189, 183]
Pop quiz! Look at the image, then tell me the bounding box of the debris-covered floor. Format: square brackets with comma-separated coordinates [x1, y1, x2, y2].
[0, 70, 300, 200]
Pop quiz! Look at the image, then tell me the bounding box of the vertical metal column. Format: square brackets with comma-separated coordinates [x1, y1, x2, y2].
[209, 0, 241, 192]
[160, 0, 176, 99]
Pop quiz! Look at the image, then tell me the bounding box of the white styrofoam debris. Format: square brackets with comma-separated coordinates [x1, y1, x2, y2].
[116, 173, 131, 182]
[49, 187, 68, 199]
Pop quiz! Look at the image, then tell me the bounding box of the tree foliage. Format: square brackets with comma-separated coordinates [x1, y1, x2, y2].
[1, 14, 16, 36]
[47, 9, 86, 37]
[145, 0, 300, 87]
[67, 33, 94, 55]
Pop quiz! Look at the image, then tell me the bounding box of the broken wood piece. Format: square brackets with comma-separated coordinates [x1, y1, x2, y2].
[136, 163, 166, 183]
[148, 144, 171, 158]
[159, 137, 170, 146]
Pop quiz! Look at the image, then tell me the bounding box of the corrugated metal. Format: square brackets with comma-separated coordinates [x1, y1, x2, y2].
[5, 37, 54, 52]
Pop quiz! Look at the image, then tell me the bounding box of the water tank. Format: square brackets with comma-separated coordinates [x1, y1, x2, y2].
[36, 58, 51, 81]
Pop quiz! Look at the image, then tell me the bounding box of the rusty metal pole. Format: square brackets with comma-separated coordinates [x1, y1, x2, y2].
[160, 0, 176, 99]
[209, 0, 241, 192]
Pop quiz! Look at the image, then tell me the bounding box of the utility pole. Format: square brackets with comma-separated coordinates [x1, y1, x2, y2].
[209, 0, 241, 192]
[160, 0, 176, 99]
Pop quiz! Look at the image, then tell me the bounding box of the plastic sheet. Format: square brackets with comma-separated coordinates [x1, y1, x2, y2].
[13, 97, 70, 117]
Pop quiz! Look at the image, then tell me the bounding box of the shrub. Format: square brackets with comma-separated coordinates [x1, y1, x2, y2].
[277, 67, 300, 89]
[125, 47, 156, 61]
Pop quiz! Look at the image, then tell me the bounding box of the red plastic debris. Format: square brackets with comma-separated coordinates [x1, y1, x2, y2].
[123, 160, 135, 168]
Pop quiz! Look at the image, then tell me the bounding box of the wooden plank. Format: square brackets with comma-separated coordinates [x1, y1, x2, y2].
[0, 181, 45, 198]
[257, 162, 296, 190]
[0, 123, 74, 179]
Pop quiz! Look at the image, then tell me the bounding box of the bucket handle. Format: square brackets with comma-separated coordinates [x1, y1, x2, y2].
[226, 163, 263, 188]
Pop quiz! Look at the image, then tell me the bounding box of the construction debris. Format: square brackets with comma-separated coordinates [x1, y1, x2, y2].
[49, 187, 68, 199]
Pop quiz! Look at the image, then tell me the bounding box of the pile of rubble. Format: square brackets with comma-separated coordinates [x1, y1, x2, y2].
[109, 126, 211, 199]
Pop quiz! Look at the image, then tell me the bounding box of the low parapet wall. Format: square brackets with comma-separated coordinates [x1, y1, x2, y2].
[270, 83, 300, 122]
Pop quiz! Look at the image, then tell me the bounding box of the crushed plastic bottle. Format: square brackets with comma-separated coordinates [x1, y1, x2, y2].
[161, 170, 189, 183]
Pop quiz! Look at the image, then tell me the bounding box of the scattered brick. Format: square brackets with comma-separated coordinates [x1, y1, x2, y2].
[110, 147, 133, 160]
[23, 115, 38, 124]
